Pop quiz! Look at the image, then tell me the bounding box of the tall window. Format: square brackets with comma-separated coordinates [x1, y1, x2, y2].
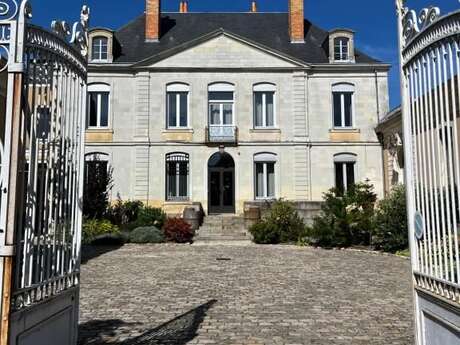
[166, 153, 189, 201]
[334, 37, 349, 61]
[208, 83, 234, 126]
[254, 153, 277, 199]
[88, 84, 110, 128]
[254, 83, 276, 128]
[334, 153, 356, 193]
[166, 83, 189, 128]
[332, 83, 354, 128]
[91, 36, 108, 62]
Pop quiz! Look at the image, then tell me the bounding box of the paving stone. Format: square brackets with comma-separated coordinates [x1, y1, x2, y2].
[78, 244, 414, 345]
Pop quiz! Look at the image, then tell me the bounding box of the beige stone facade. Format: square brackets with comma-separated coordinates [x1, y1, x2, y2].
[86, 31, 389, 215]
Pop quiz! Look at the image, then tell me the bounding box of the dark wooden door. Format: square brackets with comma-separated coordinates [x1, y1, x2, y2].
[208, 167, 235, 214]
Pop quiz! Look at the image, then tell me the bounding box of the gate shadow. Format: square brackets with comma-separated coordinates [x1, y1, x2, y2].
[78, 299, 217, 345]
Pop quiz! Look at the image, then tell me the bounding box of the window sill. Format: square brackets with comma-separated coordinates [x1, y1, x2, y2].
[329, 128, 360, 133]
[250, 128, 281, 133]
[86, 128, 113, 133]
[162, 128, 194, 133]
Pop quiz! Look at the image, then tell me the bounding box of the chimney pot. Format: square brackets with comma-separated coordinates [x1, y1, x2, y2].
[288, 0, 305, 43]
[179, 1, 184, 13]
[146, 0, 161, 42]
[183, 1, 188, 13]
[251, 1, 257, 13]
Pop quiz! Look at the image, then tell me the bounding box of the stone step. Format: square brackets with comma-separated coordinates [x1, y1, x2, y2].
[195, 215, 249, 244]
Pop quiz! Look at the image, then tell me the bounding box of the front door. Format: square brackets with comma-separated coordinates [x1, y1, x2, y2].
[208, 152, 235, 214]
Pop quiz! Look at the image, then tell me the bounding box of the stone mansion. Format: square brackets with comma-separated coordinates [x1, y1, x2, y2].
[85, 0, 390, 216]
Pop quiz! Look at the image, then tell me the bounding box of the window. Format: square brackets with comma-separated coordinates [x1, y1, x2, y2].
[332, 83, 354, 128]
[334, 37, 349, 61]
[166, 153, 189, 201]
[166, 83, 189, 128]
[254, 83, 276, 128]
[91, 36, 108, 62]
[334, 153, 356, 193]
[84, 153, 110, 194]
[254, 153, 277, 199]
[88, 84, 110, 128]
[208, 83, 235, 126]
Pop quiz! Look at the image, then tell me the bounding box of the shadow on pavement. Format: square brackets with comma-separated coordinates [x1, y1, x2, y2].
[81, 244, 123, 265]
[78, 299, 217, 345]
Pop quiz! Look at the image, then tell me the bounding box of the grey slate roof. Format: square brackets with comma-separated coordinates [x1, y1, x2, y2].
[109, 12, 381, 65]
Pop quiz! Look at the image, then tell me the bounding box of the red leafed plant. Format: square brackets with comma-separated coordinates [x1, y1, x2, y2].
[164, 217, 194, 243]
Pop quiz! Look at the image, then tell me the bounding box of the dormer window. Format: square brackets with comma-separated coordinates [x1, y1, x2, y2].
[88, 29, 114, 63]
[92, 37, 108, 62]
[329, 29, 355, 63]
[334, 37, 349, 61]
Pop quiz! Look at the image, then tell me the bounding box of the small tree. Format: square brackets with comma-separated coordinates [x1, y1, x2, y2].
[305, 180, 377, 248]
[83, 158, 113, 219]
[372, 185, 408, 253]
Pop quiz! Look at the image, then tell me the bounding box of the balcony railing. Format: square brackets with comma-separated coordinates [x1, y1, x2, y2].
[206, 125, 238, 144]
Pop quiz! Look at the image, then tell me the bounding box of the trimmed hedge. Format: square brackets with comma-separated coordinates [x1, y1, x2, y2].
[130, 226, 165, 244]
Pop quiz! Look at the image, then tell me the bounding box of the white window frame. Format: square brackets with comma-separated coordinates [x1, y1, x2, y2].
[334, 153, 357, 192]
[91, 36, 108, 63]
[253, 83, 277, 129]
[332, 83, 355, 129]
[166, 83, 190, 129]
[88, 84, 110, 129]
[254, 153, 277, 200]
[334, 37, 349, 62]
[208, 83, 235, 127]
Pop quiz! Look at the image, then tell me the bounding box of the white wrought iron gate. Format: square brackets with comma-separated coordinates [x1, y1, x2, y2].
[0, 1, 88, 344]
[397, 1, 460, 343]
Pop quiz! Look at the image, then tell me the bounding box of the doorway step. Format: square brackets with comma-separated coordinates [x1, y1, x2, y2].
[193, 215, 252, 245]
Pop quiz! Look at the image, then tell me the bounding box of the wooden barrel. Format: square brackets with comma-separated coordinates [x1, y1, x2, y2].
[183, 207, 200, 230]
[244, 206, 261, 229]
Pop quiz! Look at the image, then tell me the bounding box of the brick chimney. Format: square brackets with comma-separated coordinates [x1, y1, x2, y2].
[250, 1, 257, 13]
[288, 0, 305, 43]
[146, 0, 160, 42]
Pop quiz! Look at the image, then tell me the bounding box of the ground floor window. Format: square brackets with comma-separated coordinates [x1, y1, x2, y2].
[166, 153, 189, 201]
[334, 153, 356, 194]
[254, 153, 277, 199]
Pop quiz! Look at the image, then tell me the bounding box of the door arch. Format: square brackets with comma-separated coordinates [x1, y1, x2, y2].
[208, 152, 235, 214]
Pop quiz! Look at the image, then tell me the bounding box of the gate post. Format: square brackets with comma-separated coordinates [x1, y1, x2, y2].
[0, 1, 30, 344]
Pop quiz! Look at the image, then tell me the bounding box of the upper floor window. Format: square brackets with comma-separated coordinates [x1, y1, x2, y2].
[88, 84, 110, 129]
[254, 153, 277, 199]
[91, 36, 108, 62]
[166, 83, 189, 128]
[208, 83, 235, 126]
[334, 37, 349, 61]
[332, 83, 354, 128]
[166, 152, 189, 201]
[334, 153, 356, 194]
[254, 83, 276, 128]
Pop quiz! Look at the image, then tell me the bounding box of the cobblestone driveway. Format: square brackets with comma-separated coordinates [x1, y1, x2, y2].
[78, 244, 414, 345]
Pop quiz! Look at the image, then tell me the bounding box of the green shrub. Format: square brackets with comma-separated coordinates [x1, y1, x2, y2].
[372, 185, 408, 253]
[129, 226, 165, 244]
[136, 206, 167, 229]
[108, 199, 143, 226]
[249, 199, 305, 244]
[82, 219, 120, 245]
[249, 221, 280, 244]
[305, 181, 377, 248]
[164, 218, 194, 243]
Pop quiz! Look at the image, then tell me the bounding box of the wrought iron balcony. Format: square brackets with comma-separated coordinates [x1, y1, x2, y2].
[206, 125, 238, 144]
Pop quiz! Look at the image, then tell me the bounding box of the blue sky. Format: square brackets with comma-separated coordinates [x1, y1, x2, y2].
[31, 0, 460, 110]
